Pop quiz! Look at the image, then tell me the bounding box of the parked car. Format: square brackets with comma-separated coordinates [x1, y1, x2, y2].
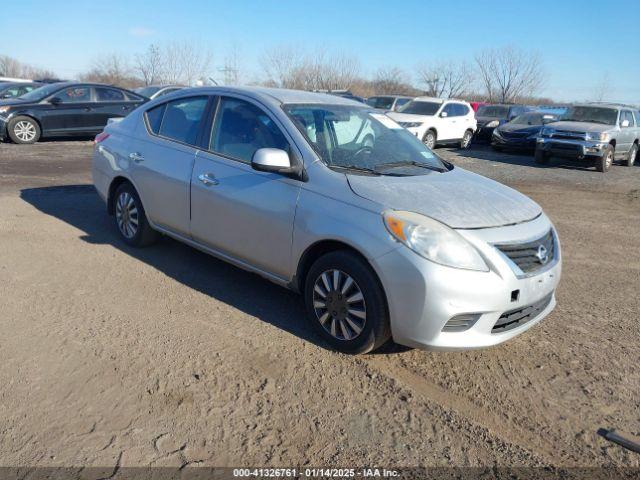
[134, 84, 185, 100]
[387, 96, 477, 149]
[475, 104, 532, 141]
[0, 81, 42, 99]
[0, 82, 146, 144]
[536, 103, 640, 172]
[491, 112, 559, 152]
[366, 95, 413, 111]
[93, 87, 561, 354]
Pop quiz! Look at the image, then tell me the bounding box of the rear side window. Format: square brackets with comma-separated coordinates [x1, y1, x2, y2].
[157, 96, 208, 146]
[125, 91, 145, 102]
[95, 87, 125, 102]
[145, 104, 166, 135]
[211, 97, 289, 162]
[457, 104, 470, 116]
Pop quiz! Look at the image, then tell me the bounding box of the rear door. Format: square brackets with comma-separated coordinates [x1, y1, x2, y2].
[190, 95, 301, 279]
[92, 87, 140, 130]
[128, 95, 210, 236]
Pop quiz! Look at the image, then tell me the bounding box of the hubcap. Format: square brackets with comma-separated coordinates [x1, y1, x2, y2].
[425, 133, 435, 149]
[115, 192, 139, 239]
[606, 152, 613, 168]
[312, 269, 366, 341]
[462, 132, 472, 148]
[14, 121, 36, 142]
[630, 148, 637, 165]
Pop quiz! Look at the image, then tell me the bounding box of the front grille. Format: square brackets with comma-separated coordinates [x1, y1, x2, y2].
[495, 230, 555, 275]
[501, 131, 528, 139]
[492, 294, 553, 333]
[550, 130, 587, 141]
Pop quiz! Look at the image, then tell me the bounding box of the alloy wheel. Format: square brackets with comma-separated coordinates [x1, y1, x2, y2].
[14, 121, 36, 142]
[630, 147, 637, 166]
[424, 132, 435, 149]
[462, 131, 472, 148]
[115, 192, 139, 239]
[312, 269, 367, 341]
[605, 151, 613, 169]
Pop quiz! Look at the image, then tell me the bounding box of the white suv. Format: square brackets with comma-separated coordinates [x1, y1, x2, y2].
[388, 97, 477, 149]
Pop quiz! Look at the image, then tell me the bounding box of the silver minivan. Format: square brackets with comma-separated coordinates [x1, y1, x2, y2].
[92, 87, 561, 354]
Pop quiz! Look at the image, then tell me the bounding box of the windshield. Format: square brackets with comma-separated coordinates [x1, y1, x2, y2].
[561, 106, 618, 125]
[366, 97, 394, 109]
[284, 104, 447, 175]
[476, 106, 509, 118]
[18, 83, 63, 101]
[398, 100, 441, 116]
[135, 86, 161, 98]
[510, 113, 542, 125]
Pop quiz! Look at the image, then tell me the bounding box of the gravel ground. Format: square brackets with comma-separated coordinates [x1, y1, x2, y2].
[0, 140, 639, 474]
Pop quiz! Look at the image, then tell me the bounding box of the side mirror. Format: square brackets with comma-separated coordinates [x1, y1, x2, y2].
[1, 94, 11, 99]
[251, 148, 302, 178]
[621, 119, 630, 128]
[439, 111, 448, 118]
[49, 97, 62, 105]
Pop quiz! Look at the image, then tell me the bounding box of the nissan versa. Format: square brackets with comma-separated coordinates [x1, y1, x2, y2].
[92, 87, 562, 354]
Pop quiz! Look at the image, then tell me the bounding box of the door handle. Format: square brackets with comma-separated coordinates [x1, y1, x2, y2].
[198, 173, 219, 186]
[129, 152, 144, 163]
[122, 106, 131, 110]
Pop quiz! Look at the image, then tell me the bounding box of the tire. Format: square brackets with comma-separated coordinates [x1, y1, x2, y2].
[534, 149, 549, 164]
[7, 116, 41, 144]
[113, 182, 158, 247]
[423, 130, 436, 150]
[492, 145, 503, 152]
[304, 250, 391, 354]
[596, 145, 614, 172]
[626, 143, 637, 167]
[459, 129, 473, 149]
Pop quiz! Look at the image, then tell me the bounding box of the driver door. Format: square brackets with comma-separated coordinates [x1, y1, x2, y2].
[40, 86, 93, 134]
[435, 103, 458, 141]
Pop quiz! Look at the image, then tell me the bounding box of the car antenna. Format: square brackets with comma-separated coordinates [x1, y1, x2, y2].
[597, 428, 640, 454]
[208, 77, 219, 86]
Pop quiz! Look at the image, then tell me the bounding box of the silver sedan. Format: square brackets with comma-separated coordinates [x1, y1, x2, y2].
[92, 86, 561, 354]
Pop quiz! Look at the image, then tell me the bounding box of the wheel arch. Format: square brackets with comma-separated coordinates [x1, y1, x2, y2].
[107, 176, 134, 215]
[8, 113, 43, 137]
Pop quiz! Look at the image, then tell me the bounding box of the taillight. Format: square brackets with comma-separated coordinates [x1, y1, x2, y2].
[94, 132, 110, 144]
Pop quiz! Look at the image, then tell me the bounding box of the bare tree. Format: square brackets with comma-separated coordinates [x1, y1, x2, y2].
[163, 42, 212, 86]
[416, 60, 473, 98]
[221, 43, 242, 86]
[80, 54, 140, 88]
[0, 55, 56, 79]
[261, 46, 305, 89]
[134, 44, 164, 86]
[592, 72, 611, 102]
[475, 46, 545, 103]
[370, 66, 413, 95]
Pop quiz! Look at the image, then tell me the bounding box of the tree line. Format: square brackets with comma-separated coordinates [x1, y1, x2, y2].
[2, 44, 551, 104]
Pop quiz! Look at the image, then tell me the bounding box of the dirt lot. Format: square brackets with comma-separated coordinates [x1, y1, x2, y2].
[0, 140, 639, 473]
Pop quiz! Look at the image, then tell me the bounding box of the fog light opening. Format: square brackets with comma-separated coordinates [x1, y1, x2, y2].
[511, 290, 520, 302]
[442, 313, 481, 333]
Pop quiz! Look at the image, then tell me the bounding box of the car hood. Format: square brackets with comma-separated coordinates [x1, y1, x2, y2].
[347, 167, 542, 229]
[546, 121, 611, 133]
[0, 98, 32, 107]
[387, 112, 434, 122]
[498, 123, 541, 133]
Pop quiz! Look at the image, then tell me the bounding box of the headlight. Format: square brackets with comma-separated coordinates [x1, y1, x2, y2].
[383, 211, 489, 271]
[540, 127, 554, 137]
[400, 122, 423, 128]
[0, 106, 10, 114]
[586, 131, 609, 142]
[486, 120, 500, 128]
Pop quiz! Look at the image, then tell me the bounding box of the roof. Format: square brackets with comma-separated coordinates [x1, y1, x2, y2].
[176, 86, 367, 106]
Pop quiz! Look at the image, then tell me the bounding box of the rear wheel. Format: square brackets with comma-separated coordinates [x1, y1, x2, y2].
[459, 130, 473, 149]
[423, 130, 436, 149]
[626, 143, 637, 167]
[113, 182, 158, 247]
[596, 145, 614, 172]
[534, 149, 549, 164]
[8, 116, 41, 144]
[304, 250, 390, 354]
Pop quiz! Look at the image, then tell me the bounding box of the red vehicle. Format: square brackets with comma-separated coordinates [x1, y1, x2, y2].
[470, 102, 488, 113]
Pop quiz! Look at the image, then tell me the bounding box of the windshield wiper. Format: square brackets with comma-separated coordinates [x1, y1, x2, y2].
[329, 165, 382, 176]
[375, 160, 446, 173]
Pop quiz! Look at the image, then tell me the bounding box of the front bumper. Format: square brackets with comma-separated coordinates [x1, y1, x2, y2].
[0, 117, 7, 141]
[536, 137, 607, 159]
[475, 125, 497, 141]
[371, 214, 561, 350]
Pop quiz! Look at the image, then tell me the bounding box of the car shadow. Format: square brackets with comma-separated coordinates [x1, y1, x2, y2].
[20, 184, 407, 355]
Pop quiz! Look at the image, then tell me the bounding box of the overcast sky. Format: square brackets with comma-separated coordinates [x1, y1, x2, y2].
[4, 0, 639, 103]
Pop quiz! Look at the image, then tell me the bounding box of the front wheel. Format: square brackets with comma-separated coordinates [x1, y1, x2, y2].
[8, 116, 41, 144]
[534, 149, 549, 164]
[626, 144, 637, 167]
[423, 130, 436, 150]
[304, 251, 391, 354]
[113, 182, 158, 247]
[596, 145, 614, 172]
[459, 130, 473, 149]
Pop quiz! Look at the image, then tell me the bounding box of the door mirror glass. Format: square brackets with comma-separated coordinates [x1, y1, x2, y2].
[49, 97, 62, 105]
[251, 148, 292, 173]
[439, 111, 448, 118]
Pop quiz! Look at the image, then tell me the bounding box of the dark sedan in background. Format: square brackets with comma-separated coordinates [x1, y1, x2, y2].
[474, 104, 532, 141]
[0, 82, 42, 99]
[0, 82, 147, 144]
[491, 111, 560, 152]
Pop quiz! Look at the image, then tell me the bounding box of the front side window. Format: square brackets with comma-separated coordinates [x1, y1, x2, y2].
[55, 87, 91, 103]
[285, 104, 447, 175]
[398, 100, 441, 116]
[157, 96, 208, 146]
[456, 104, 470, 116]
[443, 104, 457, 117]
[211, 97, 289, 163]
[621, 111, 634, 127]
[95, 87, 125, 102]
